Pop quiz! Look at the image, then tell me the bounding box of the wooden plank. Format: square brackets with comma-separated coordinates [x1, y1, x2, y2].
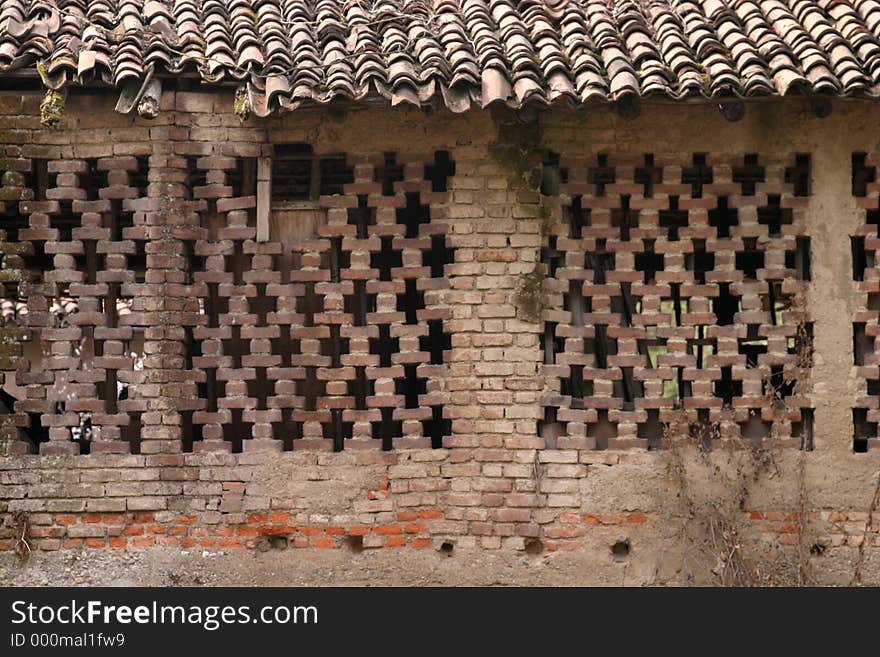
[256, 157, 271, 242]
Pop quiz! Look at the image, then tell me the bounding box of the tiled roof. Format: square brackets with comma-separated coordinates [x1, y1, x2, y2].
[3, 1, 880, 116]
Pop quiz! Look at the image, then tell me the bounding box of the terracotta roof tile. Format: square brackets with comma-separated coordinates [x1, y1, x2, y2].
[4, 0, 880, 115]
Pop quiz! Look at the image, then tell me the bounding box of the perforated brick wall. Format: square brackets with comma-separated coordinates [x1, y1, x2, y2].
[0, 93, 878, 581]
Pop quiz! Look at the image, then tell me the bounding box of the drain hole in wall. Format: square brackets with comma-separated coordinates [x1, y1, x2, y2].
[611, 540, 630, 560]
[524, 538, 544, 555]
[346, 535, 364, 553]
[810, 543, 826, 557]
[439, 541, 454, 555]
[270, 536, 289, 550]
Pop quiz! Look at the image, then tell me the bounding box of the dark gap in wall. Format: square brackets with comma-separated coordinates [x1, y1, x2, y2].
[181, 410, 196, 453]
[373, 407, 402, 450]
[424, 235, 454, 278]
[659, 196, 688, 240]
[250, 283, 273, 324]
[131, 156, 149, 197]
[784, 237, 811, 280]
[588, 154, 614, 197]
[757, 194, 792, 237]
[398, 192, 430, 238]
[419, 319, 450, 365]
[298, 367, 324, 412]
[426, 150, 455, 193]
[586, 240, 614, 286]
[738, 334, 767, 369]
[397, 364, 426, 409]
[708, 196, 738, 238]
[852, 236, 868, 280]
[543, 321, 564, 365]
[423, 405, 450, 448]
[853, 409, 876, 452]
[791, 409, 814, 451]
[869, 209, 880, 237]
[372, 236, 402, 281]
[635, 239, 663, 283]
[540, 151, 560, 196]
[634, 153, 661, 198]
[122, 411, 142, 454]
[348, 195, 373, 239]
[370, 324, 399, 367]
[594, 325, 609, 369]
[541, 235, 563, 278]
[852, 152, 875, 197]
[588, 409, 615, 450]
[321, 325, 349, 369]
[345, 280, 373, 326]
[639, 409, 663, 449]
[785, 154, 811, 196]
[228, 158, 257, 197]
[561, 364, 590, 409]
[564, 278, 586, 326]
[23, 158, 49, 201]
[715, 366, 742, 407]
[272, 144, 313, 200]
[537, 405, 566, 447]
[736, 238, 764, 279]
[298, 282, 323, 328]
[376, 152, 404, 196]
[767, 281, 780, 327]
[854, 322, 870, 366]
[325, 409, 352, 452]
[329, 237, 350, 282]
[682, 152, 712, 199]
[767, 364, 795, 399]
[740, 412, 772, 446]
[318, 156, 354, 196]
[612, 194, 636, 241]
[348, 366, 371, 410]
[567, 195, 586, 238]
[398, 279, 424, 324]
[687, 239, 714, 284]
[733, 153, 765, 196]
[81, 158, 102, 201]
[185, 156, 206, 200]
[224, 409, 247, 453]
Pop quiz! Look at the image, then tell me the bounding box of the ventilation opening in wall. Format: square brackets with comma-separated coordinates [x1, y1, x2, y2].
[785, 154, 811, 196]
[733, 153, 765, 196]
[853, 152, 875, 196]
[537, 405, 566, 448]
[634, 153, 661, 198]
[682, 152, 712, 198]
[853, 409, 876, 452]
[227, 157, 257, 197]
[541, 150, 561, 196]
[792, 409, 814, 451]
[271, 144, 353, 201]
[376, 152, 404, 196]
[852, 236, 870, 281]
[427, 150, 456, 193]
[588, 154, 614, 197]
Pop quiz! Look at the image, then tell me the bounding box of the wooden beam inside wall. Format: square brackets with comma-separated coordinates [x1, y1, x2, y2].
[257, 156, 271, 242]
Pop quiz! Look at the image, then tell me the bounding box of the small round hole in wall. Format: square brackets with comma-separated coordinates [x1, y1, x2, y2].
[810, 542, 826, 557]
[439, 541, 454, 555]
[524, 538, 544, 555]
[346, 534, 364, 553]
[611, 540, 630, 560]
[270, 536, 288, 551]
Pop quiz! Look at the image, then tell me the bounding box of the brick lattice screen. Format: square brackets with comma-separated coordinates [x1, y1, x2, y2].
[539, 153, 814, 450]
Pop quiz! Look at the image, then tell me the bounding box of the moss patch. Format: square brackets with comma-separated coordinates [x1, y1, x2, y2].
[514, 266, 545, 323]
